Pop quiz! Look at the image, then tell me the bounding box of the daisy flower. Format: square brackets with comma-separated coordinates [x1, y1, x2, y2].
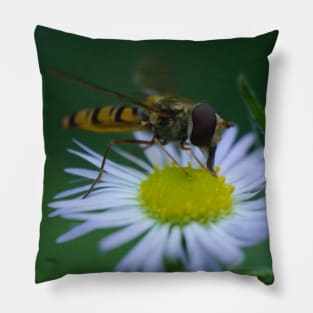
[49, 127, 268, 272]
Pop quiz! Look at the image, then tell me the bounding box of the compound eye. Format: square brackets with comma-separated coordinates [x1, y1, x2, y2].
[190, 104, 217, 146]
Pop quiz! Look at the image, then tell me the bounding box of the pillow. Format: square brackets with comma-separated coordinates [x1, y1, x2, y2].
[35, 25, 278, 284]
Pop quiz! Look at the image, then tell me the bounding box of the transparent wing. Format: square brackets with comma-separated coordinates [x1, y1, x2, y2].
[132, 56, 177, 96]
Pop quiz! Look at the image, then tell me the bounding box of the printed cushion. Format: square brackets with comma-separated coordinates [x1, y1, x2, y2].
[35, 25, 278, 284]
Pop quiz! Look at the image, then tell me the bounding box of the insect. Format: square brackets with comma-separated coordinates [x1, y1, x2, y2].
[45, 57, 234, 198]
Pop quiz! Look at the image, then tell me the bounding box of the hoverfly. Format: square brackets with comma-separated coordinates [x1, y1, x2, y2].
[45, 57, 234, 198]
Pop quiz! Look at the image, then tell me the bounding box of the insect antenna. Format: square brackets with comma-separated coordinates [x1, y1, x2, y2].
[43, 68, 166, 115]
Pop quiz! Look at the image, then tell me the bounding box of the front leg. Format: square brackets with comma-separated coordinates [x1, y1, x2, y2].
[180, 140, 206, 169]
[83, 138, 153, 198]
[152, 136, 191, 177]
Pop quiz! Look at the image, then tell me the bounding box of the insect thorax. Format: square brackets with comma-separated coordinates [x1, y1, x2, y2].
[143, 96, 194, 143]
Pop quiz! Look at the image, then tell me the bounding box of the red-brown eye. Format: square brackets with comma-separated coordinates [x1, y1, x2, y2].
[190, 104, 217, 146]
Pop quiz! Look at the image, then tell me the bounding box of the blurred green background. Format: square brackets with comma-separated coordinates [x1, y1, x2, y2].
[35, 26, 276, 283]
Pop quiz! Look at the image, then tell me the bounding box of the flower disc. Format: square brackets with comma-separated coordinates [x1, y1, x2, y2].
[138, 163, 235, 225]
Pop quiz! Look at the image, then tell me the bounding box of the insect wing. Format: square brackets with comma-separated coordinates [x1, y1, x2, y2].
[132, 56, 177, 97]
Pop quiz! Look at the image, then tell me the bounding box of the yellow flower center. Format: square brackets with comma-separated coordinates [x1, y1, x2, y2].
[138, 163, 235, 225]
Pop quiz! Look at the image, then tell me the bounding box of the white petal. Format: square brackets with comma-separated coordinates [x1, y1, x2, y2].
[56, 221, 102, 243]
[64, 168, 139, 189]
[51, 188, 136, 207]
[112, 146, 153, 172]
[54, 183, 136, 200]
[133, 131, 153, 142]
[85, 186, 136, 198]
[209, 222, 246, 247]
[220, 133, 256, 174]
[231, 211, 268, 225]
[222, 216, 269, 246]
[57, 216, 141, 243]
[73, 139, 102, 160]
[69, 147, 147, 182]
[192, 224, 244, 268]
[227, 161, 264, 184]
[61, 207, 142, 222]
[229, 227, 268, 246]
[234, 198, 266, 212]
[141, 224, 169, 271]
[234, 190, 264, 202]
[106, 159, 147, 181]
[133, 131, 166, 167]
[215, 126, 238, 166]
[48, 197, 139, 216]
[226, 147, 264, 177]
[65, 167, 100, 180]
[54, 183, 106, 199]
[116, 225, 163, 271]
[100, 160, 144, 183]
[99, 219, 154, 251]
[165, 226, 186, 265]
[56, 208, 145, 243]
[233, 176, 265, 196]
[68, 148, 101, 168]
[183, 224, 221, 271]
[180, 149, 191, 167]
[226, 155, 264, 186]
[191, 146, 206, 168]
[163, 143, 180, 165]
[233, 209, 267, 222]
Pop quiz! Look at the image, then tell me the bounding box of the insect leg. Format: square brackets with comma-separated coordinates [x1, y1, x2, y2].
[180, 141, 206, 168]
[141, 141, 155, 151]
[153, 137, 181, 167]
[153, 137, 191, 177]
[83, 138, 153, 199]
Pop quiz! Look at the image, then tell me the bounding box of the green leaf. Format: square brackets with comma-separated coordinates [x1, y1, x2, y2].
[237, 75, 265, 136]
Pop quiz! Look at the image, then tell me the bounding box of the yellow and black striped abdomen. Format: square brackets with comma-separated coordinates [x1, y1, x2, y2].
[63, 106, 143, 132]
